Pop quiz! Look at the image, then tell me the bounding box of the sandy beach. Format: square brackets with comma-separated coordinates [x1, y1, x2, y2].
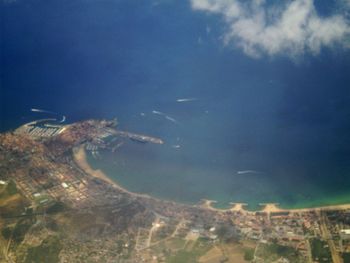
[280, 203, 350, 213]
[200, 199, 350, 214]
[73, 145, 150, 199]
[74, 146, 350, 214]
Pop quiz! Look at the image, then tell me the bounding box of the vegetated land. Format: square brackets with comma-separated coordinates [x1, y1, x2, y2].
[343, 252, 350, 262]
[255, 242, 304, 263]
[0, 119, 349, 262]
[0, 180, 29, 217]
[24, 235, 62, 263]
[310, 238, 332, 263]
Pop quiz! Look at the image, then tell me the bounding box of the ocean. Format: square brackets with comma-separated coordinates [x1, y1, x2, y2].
[2, 0, 350, 209]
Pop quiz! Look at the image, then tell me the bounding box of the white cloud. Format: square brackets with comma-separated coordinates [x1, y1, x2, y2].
[344, 0, 350, 6]
[191, 0, 350, 58]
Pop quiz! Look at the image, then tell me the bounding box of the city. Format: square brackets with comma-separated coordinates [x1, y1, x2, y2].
[0, 119, 350, 262]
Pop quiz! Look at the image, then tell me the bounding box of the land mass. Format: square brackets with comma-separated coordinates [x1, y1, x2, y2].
[0, 119, 350, 262]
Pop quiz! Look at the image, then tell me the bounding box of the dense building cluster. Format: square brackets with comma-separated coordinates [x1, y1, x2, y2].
[0, 120, 349, 262]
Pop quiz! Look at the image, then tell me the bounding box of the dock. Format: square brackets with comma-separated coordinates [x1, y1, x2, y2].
[115, 131, 164, 145]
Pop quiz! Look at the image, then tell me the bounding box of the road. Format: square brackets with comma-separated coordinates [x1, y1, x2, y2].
[145, 216, 160, 248]
[306, 239, 313, 263]
[319, 211, 343, 263]
[0, 222, 14, 263]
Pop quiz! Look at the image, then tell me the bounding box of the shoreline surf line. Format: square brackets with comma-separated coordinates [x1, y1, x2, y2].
[200, 199, 350, 214]
[73, 145, 151, 199]
[74, 146, 350, 214]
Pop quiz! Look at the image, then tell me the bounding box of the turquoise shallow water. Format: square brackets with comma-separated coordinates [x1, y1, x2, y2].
[2, 0, 350, 209]
[87, 141, 350, 210]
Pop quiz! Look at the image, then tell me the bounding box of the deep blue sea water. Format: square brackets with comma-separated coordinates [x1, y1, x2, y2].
[2, 0, 350, 208]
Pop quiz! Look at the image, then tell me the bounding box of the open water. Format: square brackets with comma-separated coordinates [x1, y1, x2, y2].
[2, 0, 350, 209]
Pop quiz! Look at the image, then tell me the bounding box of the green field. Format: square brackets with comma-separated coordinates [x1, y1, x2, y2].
[25, 235, 62, 263]
[256, 242, 303, 263]
[310, 238, 332, 263]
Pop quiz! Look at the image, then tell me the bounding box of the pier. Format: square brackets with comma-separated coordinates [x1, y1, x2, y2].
[115, 130, 164, 145]
[15, 119, 66, 138]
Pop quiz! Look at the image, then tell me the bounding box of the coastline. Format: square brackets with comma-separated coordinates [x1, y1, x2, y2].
[73, 146, 350, 214]
[73, 145, 151, 199]
[205, 200, 350, 213]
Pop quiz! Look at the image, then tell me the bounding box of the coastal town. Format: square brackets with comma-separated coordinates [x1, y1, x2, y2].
[1, 119, 350, 262]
